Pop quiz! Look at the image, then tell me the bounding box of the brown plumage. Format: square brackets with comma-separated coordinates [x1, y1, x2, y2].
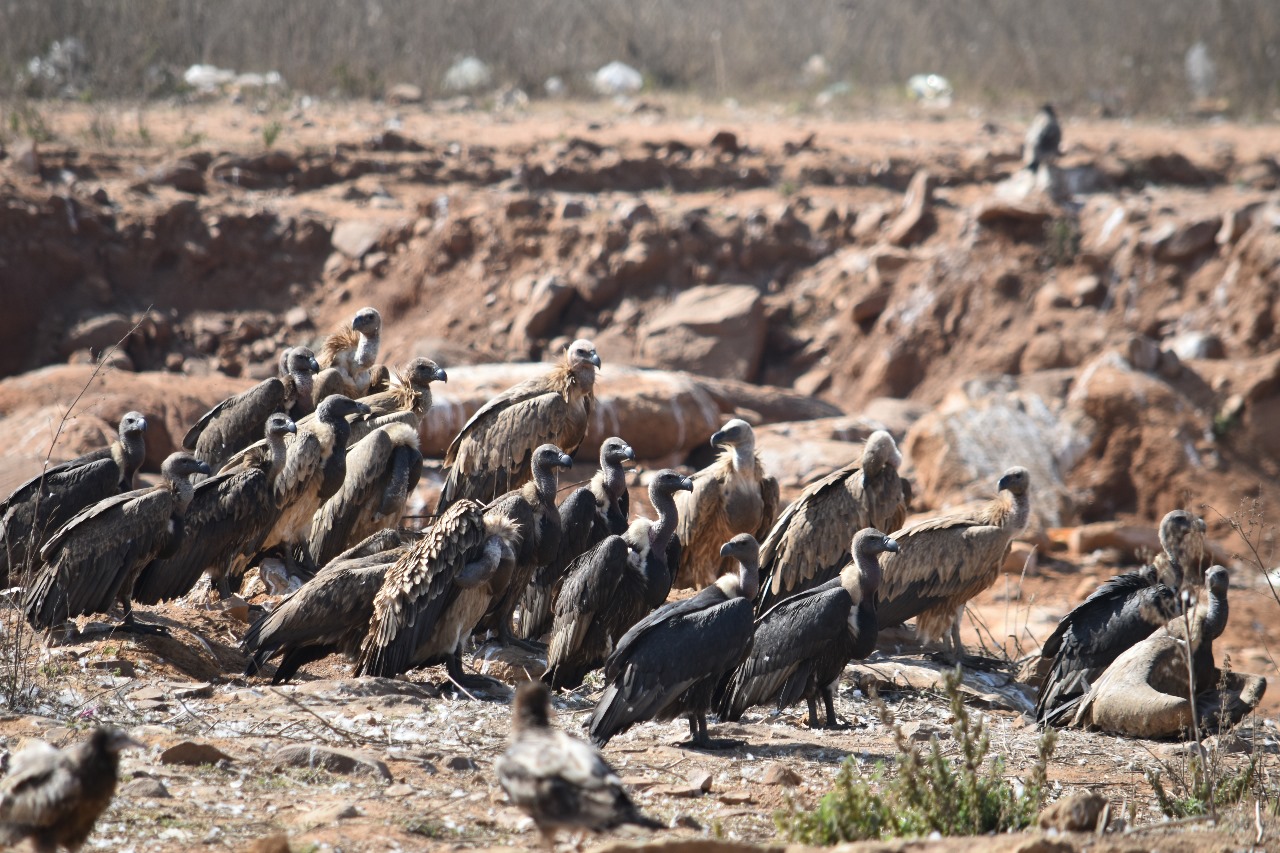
[313, 307, 383, 406]
[439, 339, 599, 510]
[346, 357, 446, 445]
[876, 466, 1031, 659]
[673, 419, 779, 589]
[755, 429, 908, 612]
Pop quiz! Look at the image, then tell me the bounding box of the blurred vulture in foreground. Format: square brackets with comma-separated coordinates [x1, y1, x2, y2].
[672, 419, 778, 589]
[23, 453, 210, 636]
[876, 466, 1031, 659]
[1024, 104, 1062, 172]
[0, 727, 141, 853]
[590, 534, 759, 749]
[439, 339, 600, 510]
[497, 682, 662, 848]
[719, 528, 898, 729]
[313, 306, 385, 405]
[755, 429, 908, 613]
[1, 411, 147, 587]
[183, 346, 318, 472]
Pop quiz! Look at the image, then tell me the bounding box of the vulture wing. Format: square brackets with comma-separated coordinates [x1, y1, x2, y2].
[184, 378, 287, 470]
[0, 741, 80, 833]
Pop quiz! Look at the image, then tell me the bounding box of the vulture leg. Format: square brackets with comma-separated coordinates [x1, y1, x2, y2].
[115, 608, 170, 637]
[684, 713, 740, 751]
[444, 646, 506, 695]
[498, 623, 546, 654]
[215, 574, 233, 600]
[805, 695, 821, 729]
[822, 685, 844, 730]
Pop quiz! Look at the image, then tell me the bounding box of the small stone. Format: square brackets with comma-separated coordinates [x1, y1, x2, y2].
[717, 789, 753, 805]
[385, 783, 414, 797]
[445, 755, 477, 772]
[220, 594, 251, 623]
[686, 770, 713, 793]
[331, 220, 386, 260]
[386, 83, 424, 105]
[851, 290, 888, 324]
[87, 659, 135, 678]
[284, 306, 309, 330]
[560, 199, 588, 219]
[900, 721, 948, 742]
[13, 139, 40, 176]
[616, 201, 654, 227]
[1037, 792, 1108, 832]
[761, 763, 801, 786]
[1071, 274, 1107, 308]
[170, 682, 213, 700]
[709, 130, 740, 155]
[119, 777, 171, 799]
[293, 802, 359, 827]
[506, 196, 543, 219]
[160, 741, 235, 766]
[272, 745, 392, 780]
[363, 250, 389, 274]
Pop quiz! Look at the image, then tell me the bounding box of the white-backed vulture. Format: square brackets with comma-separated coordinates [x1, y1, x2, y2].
[1024, 104, 1062, 172]
[672, 419, 779, 590]
[589, 533, 759, 749]
[497, 682, 662, 848]
[875, 466, 1031, 659]
[346, 356, 446, 445]
[439, 339, 599, 510]
[306, 422, 423, 568]
[313, 306, 384, 406]
[1, 411, 147, 587]
[756, 429, 908, 613]
[543, 470, 694, 691]
[719, 528, 898, 729]
[0, 727, 142, 853]
[517, 437, 635, 642]
[22, 453, 211, 636]
[183, 347, 318, 472]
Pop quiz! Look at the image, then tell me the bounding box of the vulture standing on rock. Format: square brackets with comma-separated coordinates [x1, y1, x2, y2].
[1, 411, 148, 587]
[183, 346, 319, 472]
[497, 682, 662, 848]
[313, 306, 385, 405]
[589, 533, 759, 749]
[876, 466, 1032, 660]
[439, 339, 600, 510]
[23, 453, 210, 636]
[0, 727, 141, 853]
[543, 470, 694, 691]
[1024, 104, 1062, 173]
[755, 429, 908, 613]
[719, 528, 898, 729]
[672, 419, 779, 590]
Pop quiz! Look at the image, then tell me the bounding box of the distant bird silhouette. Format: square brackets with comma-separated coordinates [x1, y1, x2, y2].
[1024, 104, 1062, 172]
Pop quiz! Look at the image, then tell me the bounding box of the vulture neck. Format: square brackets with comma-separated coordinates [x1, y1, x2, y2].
[512, 693, 551, 734]
[530, 462, 559, 507]
[648, 486, 679, 553]
[849, 546, 883, 602]
[114, 432, 146, 489]
[723, 441, 755, 474]
[716, 554, 760, 600]
[996, 487, 1031, 535]
[322, 412, 354, 455]
[1202, 585, 1229, 642]
[596, 459, 627, 505]
[166, 472, 197, 513]
[354, 330, 379, 370]
[567, 362, 597, 396]
[290, 369, 315, 409]
[265, 433, 290, 478]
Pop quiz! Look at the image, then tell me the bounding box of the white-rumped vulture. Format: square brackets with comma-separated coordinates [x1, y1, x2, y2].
[439, 339, 599, 510]
[876, 466, 1031, 659]
[543, 470, 693, 691]
[756, 429, 908, 613]
[719, 528, 898, 729]
[313, 306, 385, 406]
[1, 411, 147, 587]
[589, 533, 759, 749]
[0, 727, 141, 853]
[1024, 104, 1062, 172]
[133, 413, 297, 605]
[345, 356, 446, 445]
[22, 453, 210, 636]
[672, 419, 779, 590]
[497, 681, 662, 848]
[517, 437, 635, 642]
[183, 347, 318, 472]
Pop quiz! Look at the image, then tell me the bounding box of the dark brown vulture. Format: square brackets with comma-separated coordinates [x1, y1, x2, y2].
[313, 306, 384, 406]
[133, 413, 298, 604]
[439, 339, 599, 510]
[183, 346, 319, 472]
[345, 356, 446, 445]
[755, 429, 908, 613]
[23, 453, 211, 636]
[875, 466, 1031, 660]
[1024, 104, 1062, 172]
[497, 682, 662, 848]
[719, 528, 898, 729]
[589, 533, 759, 749]
[517, 436, 635, 642]
[1, 411, 147, 587]
[0, 727, 141, 853]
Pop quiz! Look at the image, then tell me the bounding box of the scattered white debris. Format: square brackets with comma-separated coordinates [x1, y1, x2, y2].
[444, 57, 492, 92]
[906, 72, 953, 108]
[593, 61, 644, 96]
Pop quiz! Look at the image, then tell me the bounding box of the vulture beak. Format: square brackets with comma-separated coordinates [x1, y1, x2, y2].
[587, 350, 602, 368]
[719, 541, 735, 558]
[356, 402, 372, 416]
[558, 453, 575, 469]
[622, 446, 637, 462]
[709, 429, 727, 448]
[434, 366, 449, 383]
[309, 357, 320, 374]
[882, 537, 900, 553]
[108, 731, 146, 752]
[194, 460, 212, 477]
[285, 421, 299, 435]
[1195, 517, 1207, 534]
[997, 473, 1013, 492]
[679, 476, 695, 492]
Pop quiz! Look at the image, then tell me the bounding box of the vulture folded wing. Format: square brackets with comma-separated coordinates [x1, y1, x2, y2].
[758, 463, 864, 603]
[0, 744, 79, 829]
[546, 537, 629, 666]
[308, 427, 397, 565]
[184, 378, 287, 465]
[875, 518, 1007, 630]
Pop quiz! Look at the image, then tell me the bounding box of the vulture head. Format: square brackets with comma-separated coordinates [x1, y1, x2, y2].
[719, 533, 760, 599]
[283, 346, 321, 379]
[88, 727, 144, 756]
[564, 339, 602, 389]
[849, 528, 898, 595]
[352, 307, 382, 337]
[649, 469, 694, 502]
[511, 680, 554, 733]
[1204, 564, 1229, 597]
[315, 394, 373, 425]
[710, 418, 755, 452]
[118, 411, 148, 440]
[1158, 510, 1206, 576]
[401, 357, 448, 389]
[996, 466, 1031, 496]
[264, 412, 298, 441]
[1040, 103, 1057, 118]
[600, 437, 636, 469]
[861, 430, 902, 476]
[532, 444, 575, 475]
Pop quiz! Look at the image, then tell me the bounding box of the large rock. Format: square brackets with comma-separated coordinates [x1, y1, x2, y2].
[330, 220, 388, 260]
[638, 285, 765, 381]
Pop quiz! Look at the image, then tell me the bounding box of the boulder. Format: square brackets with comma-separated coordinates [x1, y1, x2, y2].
[330, 220, 387, 260]
[159, 741, 235, 766]
[385, 83, 423, 105]
[272, 745, 392, 780]
[149, 159, 206, 194]
[639, 285, 765, 381]
[1037, 793, 1108, 832]
[510, 275, 573, 347]
[1146, 216, 1222, 262]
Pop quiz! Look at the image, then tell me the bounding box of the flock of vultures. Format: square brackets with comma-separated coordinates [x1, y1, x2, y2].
[0, 301, 1257, 850]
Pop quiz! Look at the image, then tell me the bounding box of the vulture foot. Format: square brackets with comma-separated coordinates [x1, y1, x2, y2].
[443, 652, 508, 698]
[113, 616, 170, 637]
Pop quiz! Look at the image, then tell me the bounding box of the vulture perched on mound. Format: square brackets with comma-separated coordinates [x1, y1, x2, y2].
[134, 413, 297, 604]
[497, 682, 662, 848]
[313, 306, 385, 405]
[517, 437, 635, 642]
[672, 419, 779, 590]
[183, 347, 318, 472]
[439, 339, 599, 510]
[719, 528, 898, 729]
[543, 470, 693, 691]
[1, 411, 147, 587]
[23, 453, 210, 636]
[0, 727, 141, 853]
[1024, 104, 1062, 172]
[876, 466, 1031, 659]
[1034, 509, 1204, 727]
[755, 429, 908, 613]
[589, 533, 759, 749]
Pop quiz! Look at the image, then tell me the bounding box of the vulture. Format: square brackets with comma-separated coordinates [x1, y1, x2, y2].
[672, 419, 779, 590]
[589, 533, 759, 749]
[23, 453, 211, 636]
[1, 411, 147, 587]
[755, 429, 908, 613]
[876, 466, 1032, 659]
[543, 469, 694, 691]
[439, 339, 600, 510]
[306, 421, 423, 568]
[183, 346, 319, 472]
[1024, 104, 1062, 172]
[719, 528, 899, 729]
[516, 436, 635, 642]
[497, 681, 662, 848]
[0, 727, 141, 853]
[1034, 509, 1204, 727]
[313, 306, 385, 406]
[345, 356, 447, 445]
[133, 413, 298, 604]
